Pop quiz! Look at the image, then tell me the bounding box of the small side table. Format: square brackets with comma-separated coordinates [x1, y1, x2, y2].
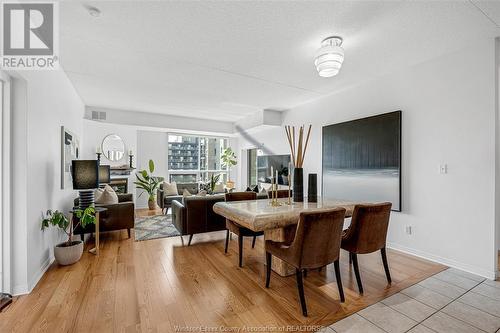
[71, 207, 107, 255]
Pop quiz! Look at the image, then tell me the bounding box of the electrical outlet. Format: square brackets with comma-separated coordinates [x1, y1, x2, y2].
[405, 225, 412, 235]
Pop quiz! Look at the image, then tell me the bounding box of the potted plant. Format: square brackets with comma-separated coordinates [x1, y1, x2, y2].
[200, 173, 221, 194]
[134, 159, 165, 210]
[41, 207, 96, 265]
[221, 147, 237, 189]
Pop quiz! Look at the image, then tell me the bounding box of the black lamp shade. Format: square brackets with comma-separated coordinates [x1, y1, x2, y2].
[99, 165, 111, 184]
[72, 160, 99, 190]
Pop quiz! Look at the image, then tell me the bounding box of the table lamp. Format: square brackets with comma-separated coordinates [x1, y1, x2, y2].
[72, 160, 99, 209]
[98, 165, 110, 188]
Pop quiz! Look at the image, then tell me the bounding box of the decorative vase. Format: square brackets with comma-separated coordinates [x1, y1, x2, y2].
[308, 173, 318, 202]
[148, 199, 156, 210]
[293, 167, 304, 202]
[54, 240, 83, 266]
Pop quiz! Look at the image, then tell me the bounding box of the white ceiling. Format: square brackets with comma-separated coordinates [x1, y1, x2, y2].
[60, 1, 500, 122]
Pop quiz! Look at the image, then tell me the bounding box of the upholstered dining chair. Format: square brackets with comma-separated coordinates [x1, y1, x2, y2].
[267, 189, 292, 199]
[224, 191, 262, 267]
[265, 208, 346, 316]
[341, 202, 393, 294]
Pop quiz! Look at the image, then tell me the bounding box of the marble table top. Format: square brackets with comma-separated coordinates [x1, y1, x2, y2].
[213, 198, 359, 232]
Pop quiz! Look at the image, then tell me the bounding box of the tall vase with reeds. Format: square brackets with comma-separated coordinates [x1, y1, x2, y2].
[285, 124, 311, 202]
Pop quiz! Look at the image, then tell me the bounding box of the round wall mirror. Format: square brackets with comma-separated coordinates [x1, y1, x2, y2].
[102, 134, 125, 161]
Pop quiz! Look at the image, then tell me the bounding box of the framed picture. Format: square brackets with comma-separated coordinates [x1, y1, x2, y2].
[322, 111, 402, 211]
[61, 126, 80, 189]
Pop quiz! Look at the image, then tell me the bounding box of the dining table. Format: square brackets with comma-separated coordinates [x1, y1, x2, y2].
[213, 197, 359, 276]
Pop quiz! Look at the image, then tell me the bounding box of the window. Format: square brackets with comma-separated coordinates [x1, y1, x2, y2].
[168, 134, 229, 184]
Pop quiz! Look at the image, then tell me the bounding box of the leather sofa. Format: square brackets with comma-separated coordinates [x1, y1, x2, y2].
[157, 182, 199, 213]
[73, 193, 135, 240]
[171, 194, 226, 245]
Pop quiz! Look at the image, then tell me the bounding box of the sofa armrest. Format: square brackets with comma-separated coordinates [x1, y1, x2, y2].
[157, 189, 165, 208]
[118, 193, 133, 202]
[171, 199, 186, 235]
[97, 201, 135, 230]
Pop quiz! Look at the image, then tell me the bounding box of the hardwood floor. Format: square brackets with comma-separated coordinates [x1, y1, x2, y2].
[0, 209, 446, 332]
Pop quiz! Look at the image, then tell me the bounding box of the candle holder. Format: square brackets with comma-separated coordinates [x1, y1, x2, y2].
[96, 152, 102, 162]
[129, 154, 134, 168]
[269, 177, 282, 207]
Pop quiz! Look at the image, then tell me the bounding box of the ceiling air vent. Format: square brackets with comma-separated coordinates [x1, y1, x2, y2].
[91, 111, 106, 121]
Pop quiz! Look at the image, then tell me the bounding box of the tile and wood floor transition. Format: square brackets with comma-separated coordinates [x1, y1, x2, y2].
[1, 208, 495, 333]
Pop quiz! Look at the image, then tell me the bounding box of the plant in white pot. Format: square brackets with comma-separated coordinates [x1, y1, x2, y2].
[221, 147, 237, 189]
[41, 207, 96, 265]
[134, 159, 164, 210]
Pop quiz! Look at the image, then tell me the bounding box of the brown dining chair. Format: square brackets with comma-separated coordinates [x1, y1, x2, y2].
[225, 191, 262, 267]
[265, 208, 346, 316]
[267, 189, 292, 199]
[341, 202, 392, 294]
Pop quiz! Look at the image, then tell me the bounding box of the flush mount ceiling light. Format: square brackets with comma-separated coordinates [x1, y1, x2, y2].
[314, 36, 344, 78]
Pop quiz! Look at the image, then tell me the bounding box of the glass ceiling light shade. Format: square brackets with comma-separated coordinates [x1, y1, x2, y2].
[315, 36, 344, 78]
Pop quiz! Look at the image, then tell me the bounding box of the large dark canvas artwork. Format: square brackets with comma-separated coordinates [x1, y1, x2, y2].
[322, 111, 401, 211]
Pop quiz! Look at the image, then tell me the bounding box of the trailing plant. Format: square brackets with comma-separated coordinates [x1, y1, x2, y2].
[41, 207, 96, 247]
[134, 159, 165, 202]
[221, 147, 237, 181]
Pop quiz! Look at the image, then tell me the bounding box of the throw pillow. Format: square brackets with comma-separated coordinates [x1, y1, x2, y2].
[182, 188, 192, 197]
[259, 188, 267, 196]
[252, 185, 259, 193]
[213, 183, 224, 193]
[198, 190, 207, 196]
[94, 187, 104, 201]
[163, 181, 178, 196]
[245, 187, 252, 192]
[95, 184, 119, 204]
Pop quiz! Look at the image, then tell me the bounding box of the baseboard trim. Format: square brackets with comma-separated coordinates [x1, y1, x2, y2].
[387, 242, 497, 280]
[23, 256, 54, 296]
[11, 284, 28, 296]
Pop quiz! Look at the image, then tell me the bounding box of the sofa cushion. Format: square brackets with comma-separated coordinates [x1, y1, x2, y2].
[163, 181, 179, 196]
[183, 188, 192, 197]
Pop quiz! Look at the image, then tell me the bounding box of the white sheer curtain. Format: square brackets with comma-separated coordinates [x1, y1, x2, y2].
[0, 70, 11, 297]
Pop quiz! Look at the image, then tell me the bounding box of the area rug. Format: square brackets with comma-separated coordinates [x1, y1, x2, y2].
[134, 214, 180, 241]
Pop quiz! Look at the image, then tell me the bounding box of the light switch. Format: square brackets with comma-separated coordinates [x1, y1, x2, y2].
[439, 164, 448, 174]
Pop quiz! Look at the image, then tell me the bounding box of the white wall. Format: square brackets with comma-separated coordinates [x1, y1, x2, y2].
[136, 130, 168, 208]
[10, 69, 85, 294]
[82, 120, 138, 199]
[238, 38, 498, 279]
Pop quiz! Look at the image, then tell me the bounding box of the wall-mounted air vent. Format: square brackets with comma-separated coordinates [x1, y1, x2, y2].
[91, 111, 106, 121]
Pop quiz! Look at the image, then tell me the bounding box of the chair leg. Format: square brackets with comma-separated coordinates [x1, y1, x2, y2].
[188, 234, 193, 246]
[351, 253, 363, 294]
[265, 252, 272, 288]
[381, 247, 392, 284]
[252, 235, 257, 248]
[238, 234, 243, 267]
[224, 230, 230, 253]
[295, 269, 308, 316]
[127, 229, 131, 238]
[334, 260, 345, 302]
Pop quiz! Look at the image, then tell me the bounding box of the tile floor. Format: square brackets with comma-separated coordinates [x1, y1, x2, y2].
[319, 268, 500, 333]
